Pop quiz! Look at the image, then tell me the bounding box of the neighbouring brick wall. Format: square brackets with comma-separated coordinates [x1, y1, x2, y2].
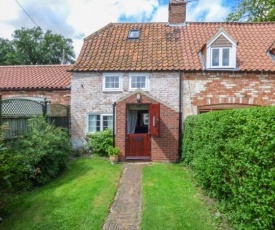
[116, 93, 179, 162]
[183, 72, 275, 119]
[71, 71, 179, 148]
[1, 90, 70, 105]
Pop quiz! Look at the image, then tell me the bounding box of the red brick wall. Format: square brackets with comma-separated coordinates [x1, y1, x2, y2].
[1, 89, 70, 105]
[169, 1, 186, 24]
[116, 92, 179, 162]
[183, 72, 275, 117]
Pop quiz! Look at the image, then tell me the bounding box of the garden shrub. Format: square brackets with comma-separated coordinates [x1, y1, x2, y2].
[0, 116, 71, 215]
[12, 116, 72, 185]
[0, 126, 31, 215]
[86, 129, 113, 156]
[183, 106, 275, 230]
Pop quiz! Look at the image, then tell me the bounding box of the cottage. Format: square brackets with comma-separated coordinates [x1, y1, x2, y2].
[70, 0, 275, 162]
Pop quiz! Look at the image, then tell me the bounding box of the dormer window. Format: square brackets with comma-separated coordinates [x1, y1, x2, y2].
[206, 29, 237, 69]
[268, 47, 275, 62]
[128, 29, 140, 39]
[211, 48, 230, 67]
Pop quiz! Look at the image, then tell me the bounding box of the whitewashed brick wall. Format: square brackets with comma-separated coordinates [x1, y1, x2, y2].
[71, 71, 180, 147]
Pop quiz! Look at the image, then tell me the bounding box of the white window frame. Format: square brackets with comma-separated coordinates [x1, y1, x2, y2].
[206, 31, 237, 69]
[128, 29, 140, 39]
[210, 47, 233, 68]
[129, 73, 149, 91]
[102, 73, 122, 92]
[87, 113, 113, 133]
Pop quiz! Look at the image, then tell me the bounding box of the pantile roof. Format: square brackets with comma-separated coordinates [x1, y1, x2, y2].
[0, 65, 71, 90]
[71, 22, 275, 72]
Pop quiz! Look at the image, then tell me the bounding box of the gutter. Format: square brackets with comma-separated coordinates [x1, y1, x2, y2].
[178, 71, 183, 162]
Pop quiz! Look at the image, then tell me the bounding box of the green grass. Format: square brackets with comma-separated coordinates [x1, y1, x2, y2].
[1, 157, 122, 230]
[141, 163, 218, 230]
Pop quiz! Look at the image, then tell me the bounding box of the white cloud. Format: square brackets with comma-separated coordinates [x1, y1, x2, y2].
[0, 0, 232, 57]
[151, 6, 168, 22]
[116, 0, 159, 20]
[187, 0, 230, 22]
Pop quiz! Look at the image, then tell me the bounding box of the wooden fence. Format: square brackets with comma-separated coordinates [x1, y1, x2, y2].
[0, 94, 69, 139]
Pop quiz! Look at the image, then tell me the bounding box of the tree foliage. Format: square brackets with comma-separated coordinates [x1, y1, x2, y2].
[226, 0, 275, 22]
[0, 27, 75, 65]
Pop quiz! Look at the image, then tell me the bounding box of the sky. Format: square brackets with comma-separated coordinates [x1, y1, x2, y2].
[0, 0, 237, 57]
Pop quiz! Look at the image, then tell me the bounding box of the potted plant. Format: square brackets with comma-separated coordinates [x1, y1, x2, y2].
[107, 146, 120, 164]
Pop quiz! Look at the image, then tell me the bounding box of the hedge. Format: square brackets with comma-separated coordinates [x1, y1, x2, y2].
[183, 106, 275, 230]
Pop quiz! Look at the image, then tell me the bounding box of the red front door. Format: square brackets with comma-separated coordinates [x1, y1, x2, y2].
[126, 134, 151, 160]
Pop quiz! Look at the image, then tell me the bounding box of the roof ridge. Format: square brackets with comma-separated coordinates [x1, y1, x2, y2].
[84, 22, 114, 40]
[186, 21, 275, 25]
[0, 64, 71, 68]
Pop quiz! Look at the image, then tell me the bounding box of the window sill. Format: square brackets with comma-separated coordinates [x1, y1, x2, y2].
[129, 88, 149, 92]
[102, 89, 123, 92]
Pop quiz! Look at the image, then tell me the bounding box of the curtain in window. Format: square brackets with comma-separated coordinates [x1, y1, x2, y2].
[89, 115, 98, 132]
[127, 110, 137, 134]
[103, 115, 113, 130]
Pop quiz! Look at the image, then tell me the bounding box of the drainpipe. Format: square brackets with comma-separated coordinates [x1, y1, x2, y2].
[0, 89, 2, 126]
[113, 102, 116, 147]
[178, 71, 183, 162]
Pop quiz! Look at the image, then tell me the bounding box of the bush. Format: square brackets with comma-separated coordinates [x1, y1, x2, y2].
[183, 106, 275, 230]
[86, 129, 113, 156]
[12, 116, 72, 185]
[0, 126, 31, 215]
[0, 116, 71, 215]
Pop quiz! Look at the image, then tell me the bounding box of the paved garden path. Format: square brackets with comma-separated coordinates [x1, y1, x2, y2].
[103, 163, 147, 230]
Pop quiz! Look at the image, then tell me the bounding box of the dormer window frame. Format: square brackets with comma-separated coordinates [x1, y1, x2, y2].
[128, 29, 140, 39]
[206, 30, 237, 69]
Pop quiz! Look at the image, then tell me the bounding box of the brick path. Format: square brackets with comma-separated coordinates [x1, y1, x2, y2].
[103, 163, 145, 230]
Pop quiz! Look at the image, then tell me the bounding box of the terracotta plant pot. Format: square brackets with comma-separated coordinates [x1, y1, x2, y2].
[109, 155, 119, 164]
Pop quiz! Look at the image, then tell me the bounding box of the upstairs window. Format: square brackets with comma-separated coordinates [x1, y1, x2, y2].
[103, 73, 122, 91]
[211, 47, 230, 67]
[206, 29, 237, 69]
[129, 73, 149, 91]
[128, 29, 140, 39]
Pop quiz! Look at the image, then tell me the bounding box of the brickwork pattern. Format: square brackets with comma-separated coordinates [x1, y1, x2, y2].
[1, 90, 70, 105]
[169, 1, 186, 24]
[71, 72, 179, 148]
[183, 72, 275, 118]
[116, 92, 179, 162]
[103, 163, 145, 230]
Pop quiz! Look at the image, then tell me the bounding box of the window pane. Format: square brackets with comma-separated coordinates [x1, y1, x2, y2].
[89, 115, 100, 132]
[222, 48, 230, 66]
[131, 76, 146, 89]
[103, 115, 113, 130]
[212, 49, 219, 66]
[105, 76, 119, 89]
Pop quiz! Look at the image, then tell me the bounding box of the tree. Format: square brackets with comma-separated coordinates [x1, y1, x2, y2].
[226, 0, 275, 22]
[0, 27, 75, 65]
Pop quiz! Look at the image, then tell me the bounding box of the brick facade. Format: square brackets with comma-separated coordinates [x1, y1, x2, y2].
[116, 92, 179, 162]
[1, 89, 70, 105]
[183, 72, 275, 118]
[71, 71, 179, 149]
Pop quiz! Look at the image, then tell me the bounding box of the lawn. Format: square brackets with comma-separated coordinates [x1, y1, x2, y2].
[141, 163, 219, 230]
[1, 157, 122, 230]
